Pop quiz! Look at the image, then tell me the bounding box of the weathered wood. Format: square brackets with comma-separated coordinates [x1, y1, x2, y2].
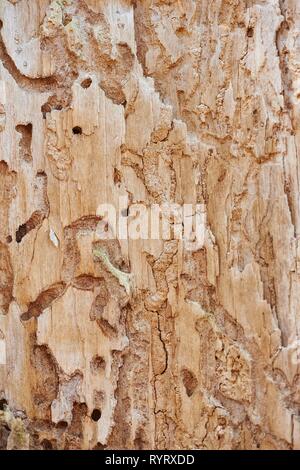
[0, 0, 300, 450]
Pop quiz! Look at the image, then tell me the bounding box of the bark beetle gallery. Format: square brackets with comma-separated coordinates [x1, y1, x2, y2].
[0, 0, 300, 451]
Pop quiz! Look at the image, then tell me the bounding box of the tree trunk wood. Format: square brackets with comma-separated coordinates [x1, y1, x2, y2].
[0, 0, 300, 450]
